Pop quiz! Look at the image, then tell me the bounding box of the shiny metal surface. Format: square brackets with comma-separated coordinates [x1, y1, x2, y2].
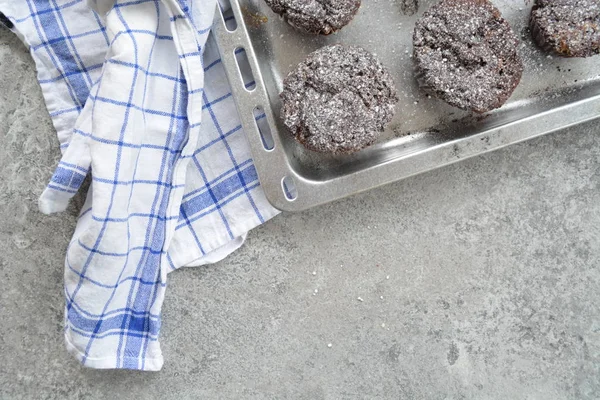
[213, 0, 600, 211]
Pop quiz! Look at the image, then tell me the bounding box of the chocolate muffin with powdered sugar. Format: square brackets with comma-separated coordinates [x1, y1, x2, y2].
[280, 44, 398, 154]
[530, 0, 600, 58]
[264, 0, 361, 35]
[413, 0, 523, 113]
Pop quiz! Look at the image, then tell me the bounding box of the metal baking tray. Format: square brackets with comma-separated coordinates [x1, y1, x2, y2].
[213, 0, 600, 211]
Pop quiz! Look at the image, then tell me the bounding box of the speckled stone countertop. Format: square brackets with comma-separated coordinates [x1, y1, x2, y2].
[1, 25, 599, 399]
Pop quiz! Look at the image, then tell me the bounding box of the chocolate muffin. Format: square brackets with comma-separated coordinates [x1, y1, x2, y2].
[530, 0, 600, 58]
[264, 0, 361, 35]
[280, 44, 398, 154]
[413, 0, 523, 113]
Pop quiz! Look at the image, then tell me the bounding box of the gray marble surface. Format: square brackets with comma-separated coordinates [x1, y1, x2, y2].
[1, 25, 599, 399]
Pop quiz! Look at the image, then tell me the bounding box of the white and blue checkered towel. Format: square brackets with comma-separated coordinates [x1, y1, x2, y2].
[1, 0, 278, 371]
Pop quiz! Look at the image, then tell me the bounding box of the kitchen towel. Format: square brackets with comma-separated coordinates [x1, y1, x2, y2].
[0, 0, 278, 370]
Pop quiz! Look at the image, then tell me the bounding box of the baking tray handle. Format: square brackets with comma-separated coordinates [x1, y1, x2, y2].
[213, 0, 299, 209]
